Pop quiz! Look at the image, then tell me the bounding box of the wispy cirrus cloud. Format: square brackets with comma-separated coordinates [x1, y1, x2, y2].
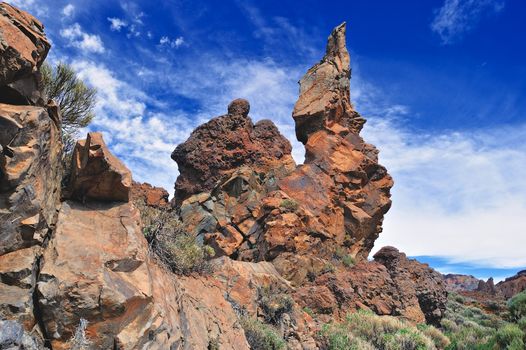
[431, 0, 505, 44]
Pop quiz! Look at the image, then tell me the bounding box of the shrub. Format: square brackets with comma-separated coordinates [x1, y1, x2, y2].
[494, 324, 525, 350]
[279, 198, 298, 212]
[320, 310, 444, 350]
[418, 324, 451, 349]
[509, 291, 526, 322]
[240, 317, 286, 350]
[134, 199, 214, 275]
[258, 286, 294, 324]
[69, 318, 91, 350]
[303, 307, 314, 318]
[333, 246, 355, 267]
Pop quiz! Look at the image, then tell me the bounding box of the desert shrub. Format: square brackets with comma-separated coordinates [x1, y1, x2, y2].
[320, 310, 444, 350]
[303, 307, 314, 318]
[134, 199, 214, 275]
[279, 198, 298, 212]
[41, 62, 96, 181]
[258, 285, 294, 324]
[418, 324, 451, 349]
[69, 318, 91, 350]
[494, 324, 525, 350]
[509, 291, 526, 322]
[517, 317, 526, 332]
[334, 247, 355, 267]
[240, 317, 286, 350]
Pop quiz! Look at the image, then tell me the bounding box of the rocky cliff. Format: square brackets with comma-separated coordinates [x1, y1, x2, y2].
[1, 5, 449, 349]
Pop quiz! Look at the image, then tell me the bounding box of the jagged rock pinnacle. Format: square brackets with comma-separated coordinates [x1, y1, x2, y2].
[227, 98, 250, 116]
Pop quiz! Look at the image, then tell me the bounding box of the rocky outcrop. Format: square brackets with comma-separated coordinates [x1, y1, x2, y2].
[172, 98, 295, 204]
[66, 132, 132, 202]
[0, 5, 57, 347]
[175, 23, 393, 264]
[131, 181, 169, 208]
[0, 3, 49, 106]
[496, 271, 526, 299]
[444, 274, 481, 292]
[373, 247, 447, 325]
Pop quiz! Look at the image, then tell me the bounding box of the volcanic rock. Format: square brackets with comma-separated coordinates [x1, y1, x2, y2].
[171, 100, 295, 203]
[131, 181, 169, 208]
[496, 270, 526, 299]
[66, 132, 132, 202]
[0, 103, 62, 255]
[0, 3, 50, 87]
[443, 274, 481, 292]
[374, 246, 447, 325]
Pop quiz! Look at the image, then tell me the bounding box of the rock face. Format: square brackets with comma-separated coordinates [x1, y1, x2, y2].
[66, 132, 132, 202]
[496, 271, 526, 299]
[131, 181, 169, 208]
[444, 274, 481, 292]
[171, 98, 296, 204]
[0, 3, 50, 88]
[174, 23, 393, 264]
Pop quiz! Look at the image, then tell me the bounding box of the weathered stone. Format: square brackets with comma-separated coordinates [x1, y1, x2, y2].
[130, 181, 169, 208]
[0, 3, 50, 87]
[374, 246, 448, 325]
[0, 319, 44, 350]
[66, 132, 132, 202]
[443, 274, 481, 292]
[172, 100, 295, 203]
[496, 270, 526, 299]
[0, 103, 62, 255]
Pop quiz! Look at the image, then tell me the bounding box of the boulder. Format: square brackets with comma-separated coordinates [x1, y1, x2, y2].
[130, 181, 169, 208]
[0, 3, 50, 87]
[66, 132, 132, 202]
[171, 99, 295, 203]
[443, 274, 481, 292]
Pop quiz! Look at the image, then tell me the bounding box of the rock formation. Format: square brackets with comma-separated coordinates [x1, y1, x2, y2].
[0, 5, 450, 349]
[444, 274, 481, 292]
[65, 132, 132, 202]
[131, 181, 169, 208]
[496, 270, 526, 299]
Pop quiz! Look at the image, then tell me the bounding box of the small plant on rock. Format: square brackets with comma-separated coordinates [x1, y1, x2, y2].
[279, 198, 299, 212]
[258, 285, 294, 325]
[240, 317, 286, 350]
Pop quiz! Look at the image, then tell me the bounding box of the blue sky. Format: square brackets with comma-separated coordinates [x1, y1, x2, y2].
[9, 0, 526, 281]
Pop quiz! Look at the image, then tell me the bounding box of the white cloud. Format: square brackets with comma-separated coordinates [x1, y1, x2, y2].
[108, 17, 127, 31]
[60, 23, 105, 53]
[62, 4, 74, 17]
[363, 108, 526, 268]
[431, 0, 505, 44]
[7, 0, 48, 16]
[159, 36, 185, 49]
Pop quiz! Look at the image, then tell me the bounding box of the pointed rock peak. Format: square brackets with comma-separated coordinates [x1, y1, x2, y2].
[324, 22, 350, 74]
[292, 22, 364, 145]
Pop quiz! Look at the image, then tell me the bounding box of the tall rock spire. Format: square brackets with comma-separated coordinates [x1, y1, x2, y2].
[292, 22, 364, 145]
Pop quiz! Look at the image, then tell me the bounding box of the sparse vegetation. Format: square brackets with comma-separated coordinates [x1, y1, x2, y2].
[40, 62, 97, 182]
[320, 310, 448, 350]
[508, 291, 526, 322]
[240, 317, 286, 350]
[258, 285, 294, 324]
[334, 246, 355, 267]
[279, 198, 298, 212]
[134, 199, 215, 275]
[68, 318, 91, 350]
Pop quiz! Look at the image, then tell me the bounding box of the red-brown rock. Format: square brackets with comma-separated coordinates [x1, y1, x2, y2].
[0, 3, 50, 87]
[131, 181, 169, 208]
[171, 99, 295, 203]
[497, 270, 526, 299]
[66, 132, 132, 202]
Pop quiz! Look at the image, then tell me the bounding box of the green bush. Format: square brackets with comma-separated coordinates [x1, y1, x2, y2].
[258, 286, 293, 324]
[279, 198, 298, 212]
[134, 199, 214, 275]
[494, 324, 525, 350]
[320, 310, 446, 350]
[334, 247, 355, 267]
[509, 291, 526, 322]
[240, 317, 286, 350]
